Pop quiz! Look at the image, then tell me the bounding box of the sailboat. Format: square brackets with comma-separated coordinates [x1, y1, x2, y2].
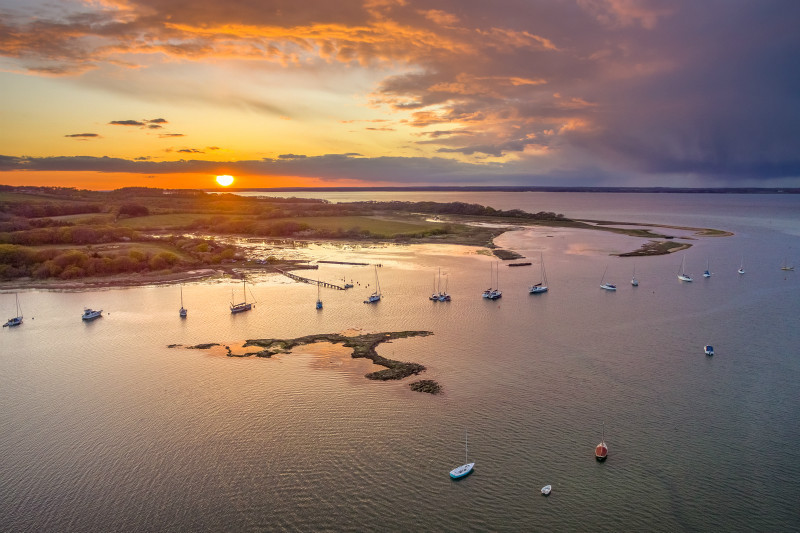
[678, 256, 693, 282]
[437, 270, 451, 301]
[482, 262, 502, 299]
[179, 285, 187, 318]
[738, 257, 745, 275]
[529, 253, 549, 294]
[631, 263, 639, 287]
[3, 293, 23, 327]
[429, 271, 439, 301]
[780, 258, 794, 271]
[449, 430, 475, 480]
[703, 258, 711, 278]
[600, 266, 617, 291]
[595, 422, 608, 461]
[316, 279, 323, 310]
[230, 278, 253, 313]
[364, 265, 381, 303]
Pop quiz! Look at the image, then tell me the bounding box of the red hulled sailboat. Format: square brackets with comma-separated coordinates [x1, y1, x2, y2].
[595, 423, 608, 462]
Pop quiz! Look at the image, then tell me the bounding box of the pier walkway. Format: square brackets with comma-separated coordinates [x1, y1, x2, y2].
[277, 269, 348, 290]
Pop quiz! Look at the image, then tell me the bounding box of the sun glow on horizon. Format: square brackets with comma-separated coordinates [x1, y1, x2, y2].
[216, 175, 234, 186]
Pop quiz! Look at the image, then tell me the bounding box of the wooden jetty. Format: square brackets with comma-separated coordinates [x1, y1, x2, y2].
[277, 269, 348, 290]
[317, 260, 370, 266]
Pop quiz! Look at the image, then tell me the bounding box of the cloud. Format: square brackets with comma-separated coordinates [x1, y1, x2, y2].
[109, 120, 147, 127]
[1, 1, 800, 185]
[65, 133, 100, 139]
[109, 118, 168, 129]
[158, 133, 185, 138]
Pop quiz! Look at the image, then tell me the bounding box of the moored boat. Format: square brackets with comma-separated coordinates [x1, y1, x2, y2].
[179, 284, 187, 318]
[678, 256, 693, 282]
[595, 423, 608, 461]
[364, 265, 381, 304]
[230, 278, 254, 313]
[3, 293, 23, 327]
[82, 308, 102, 321]
[704, 345, 714, 356]
[449, 430, 475, 480]
[600, 266, 616, 291]
[529, 253, 549, 294]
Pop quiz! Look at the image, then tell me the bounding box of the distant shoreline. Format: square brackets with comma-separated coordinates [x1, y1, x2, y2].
[207, 186, 800, 194]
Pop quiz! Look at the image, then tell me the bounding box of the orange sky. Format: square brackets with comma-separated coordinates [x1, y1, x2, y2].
[1, 0, 799, 189]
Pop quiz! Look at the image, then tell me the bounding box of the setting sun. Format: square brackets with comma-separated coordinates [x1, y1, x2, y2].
[216, 175, 234, 186]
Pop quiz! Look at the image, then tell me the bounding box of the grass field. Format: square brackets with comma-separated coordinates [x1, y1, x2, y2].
[266, 215, 438, 235]
[116, 213, 209, 229]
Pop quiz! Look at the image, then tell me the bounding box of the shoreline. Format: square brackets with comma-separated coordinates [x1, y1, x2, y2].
[0, 218, 732, 291]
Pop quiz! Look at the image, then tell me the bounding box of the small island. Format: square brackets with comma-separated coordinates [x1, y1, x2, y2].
[171, 330, 442, 394]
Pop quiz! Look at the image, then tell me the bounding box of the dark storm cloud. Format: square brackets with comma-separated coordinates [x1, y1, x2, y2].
[1, 0, 799, 185]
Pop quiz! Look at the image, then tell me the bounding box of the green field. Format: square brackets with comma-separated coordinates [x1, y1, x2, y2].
[116, 213, 209, 229]
[267, 215, 437, 235]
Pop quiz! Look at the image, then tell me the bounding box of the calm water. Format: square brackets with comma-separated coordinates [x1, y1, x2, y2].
[2, 193, 800, 532]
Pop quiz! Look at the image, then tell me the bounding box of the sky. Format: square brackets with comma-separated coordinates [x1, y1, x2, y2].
[1, 0, 799, 190]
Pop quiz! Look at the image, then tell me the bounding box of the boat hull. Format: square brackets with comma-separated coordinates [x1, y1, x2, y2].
[449, 463, 475, 479]
[595, 443, 608, 461]
[230, 303, 252, 314]
[541, 485, 552, 495]
[3, 317, 22, 327]
[82, 309, 102, 321]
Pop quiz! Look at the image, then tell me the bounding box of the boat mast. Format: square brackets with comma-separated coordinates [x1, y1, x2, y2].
[465, 430, 469, 463]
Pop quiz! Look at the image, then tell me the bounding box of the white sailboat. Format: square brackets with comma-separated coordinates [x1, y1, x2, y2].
[179, 284, 187, 318]
[3, 293, 23, 327]
[600, 266, 617, 291]
[429, 271, 439, 301]
[449, 430, 475, 480]
[364, 265, 381, 303]
[631, 263, 639, 287]
[678, 256, 693, 282]
[703, 258, 711, 278]
[780, 258, 794, 271]
[529, 253, 549, 294]
[437, 270, 451, 301]
[483, 262, 502, 299]
[316, 279, 323, 310]
[738, 257, 745, 275]
[230, 278, 253, 313]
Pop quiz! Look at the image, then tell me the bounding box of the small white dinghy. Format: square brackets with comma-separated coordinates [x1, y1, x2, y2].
[541, 485, 552, 496]
[449, 430, 475, 480]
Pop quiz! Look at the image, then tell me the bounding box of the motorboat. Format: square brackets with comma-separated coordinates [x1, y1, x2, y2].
[541, 485, 552, 496]
[82, 308, 102, 321]
[704, 345, 714, 356]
